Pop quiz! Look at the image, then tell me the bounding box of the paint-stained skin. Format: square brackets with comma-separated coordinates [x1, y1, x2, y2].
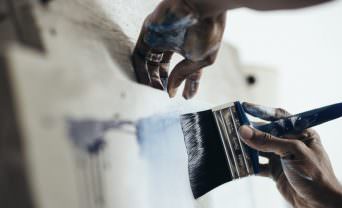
[143, 11, 224, 62]
[144, 14, 197, 51]
[240, 102, 342, 207]
[244, 102, 342, 137]
[242, 102, 291, 122]
[240, 103, 329, 201]
[135, 113, 196, 206]
[243, 101, 314, 136]
[68, 119, 134, 154]
[132, 0, 226, 99]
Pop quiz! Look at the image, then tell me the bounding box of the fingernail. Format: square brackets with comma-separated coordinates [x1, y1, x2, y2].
[182, 91, 194, 100]
[183, 94, 193, 100]
[168, 88, 176, 98]
[239, 125, 253, 140]
[152, 80, 164, 90]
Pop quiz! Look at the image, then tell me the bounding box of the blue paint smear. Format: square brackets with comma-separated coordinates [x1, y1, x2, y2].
[144, 28, 186, 51]
[67, 119, 134, 154]
[143, 14, 196, 50]
[136, 113, 182, 158]
[256, 103, 342, 137]
[136, 113, 194, 207]
[146, 14, 196, 33]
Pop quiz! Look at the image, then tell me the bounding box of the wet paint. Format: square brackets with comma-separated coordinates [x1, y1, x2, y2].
[161, 77, 168, 90]
[136, 113, 195, 208]
[242, 102, 278, 121]
[144, 13, 197, 51]
[244, 103, 342, 136]
[68, 119, 134, 154]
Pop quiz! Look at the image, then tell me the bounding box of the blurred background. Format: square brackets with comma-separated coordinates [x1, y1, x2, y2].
[223, 1, 342, 207]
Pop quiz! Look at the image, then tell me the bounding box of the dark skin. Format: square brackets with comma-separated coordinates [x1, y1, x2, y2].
[132, 0, 342, 206]
[187, 0, 332, 17]
[132, 0, 341, 206]
[132, 0, 225, 99]
[240, 103, 342, 208]
[132, 0, 332, 99]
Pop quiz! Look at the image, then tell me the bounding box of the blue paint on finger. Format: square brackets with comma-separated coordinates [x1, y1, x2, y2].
[146, 14, 197, 32]
[242, 102, 278, 121]
[144, 14, 197, 50]
[256, 103, 342, 136]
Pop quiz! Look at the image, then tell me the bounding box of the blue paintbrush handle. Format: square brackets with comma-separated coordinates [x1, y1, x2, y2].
[255, 103, 342, 137]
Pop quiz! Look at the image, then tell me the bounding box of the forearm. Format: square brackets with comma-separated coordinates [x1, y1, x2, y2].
[184, 0, 333, 17]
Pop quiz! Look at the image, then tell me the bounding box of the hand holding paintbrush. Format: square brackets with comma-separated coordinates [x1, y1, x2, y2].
[239, 103, 342, 208]
[181, 101, 342, 205]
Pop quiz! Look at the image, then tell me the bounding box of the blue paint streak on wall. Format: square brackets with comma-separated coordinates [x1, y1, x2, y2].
[136, 113, 195, 207]
[68, 119, 134, 154]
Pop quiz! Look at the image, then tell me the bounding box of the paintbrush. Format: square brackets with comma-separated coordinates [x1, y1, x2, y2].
[180, 102, 342, 199]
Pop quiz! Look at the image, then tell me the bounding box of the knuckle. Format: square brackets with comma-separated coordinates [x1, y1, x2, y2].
[173, 74, 186, 85]
[275, 107, 290, 117]
[307, 129, 322, 144]
[289, 140, 305, 151]
[204, 55, 216, 65]
[308, 128, 320, 138]
[150, 73, 159, 80]
[188, 71, 202, 80]
[255, 132, 270, 147]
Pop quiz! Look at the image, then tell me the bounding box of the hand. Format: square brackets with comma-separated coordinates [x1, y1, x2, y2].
[132, 0, 226, 99]
[239, 102, 342, 208]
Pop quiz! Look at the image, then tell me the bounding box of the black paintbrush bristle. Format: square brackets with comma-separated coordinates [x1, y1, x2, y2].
[180, 110, 232, 199]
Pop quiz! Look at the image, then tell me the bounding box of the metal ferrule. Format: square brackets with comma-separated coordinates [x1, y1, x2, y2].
[212, 103, 254, 179]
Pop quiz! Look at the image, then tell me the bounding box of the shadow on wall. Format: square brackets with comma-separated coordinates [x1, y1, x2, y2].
[81, 0, 136, 81]
[100, 22, 136, 81]
[48, 0, 137, 81]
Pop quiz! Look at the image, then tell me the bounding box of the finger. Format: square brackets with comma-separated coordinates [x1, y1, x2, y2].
[132, 47, 151, 85]
[239, 125, 309, 158]
[146, 58, 164, 90]
[182, 69, 203, 99]
[159, 51, 173, 89]
[284, 129, 314, 140]
[242, 102, 291, 121]
[167, 51, 217, 97]
[132, 30, 152, 86]
[167, 59, 207, 98]
[285, 128, 322, 151]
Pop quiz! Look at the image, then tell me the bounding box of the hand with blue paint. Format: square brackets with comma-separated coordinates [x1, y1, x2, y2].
[239, 103, 342, 208]
[132, 0, 226, 99]
[132, 0, 331, 99]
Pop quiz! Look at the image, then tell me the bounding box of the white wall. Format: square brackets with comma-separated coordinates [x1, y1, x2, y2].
[224, 0, 342, 206]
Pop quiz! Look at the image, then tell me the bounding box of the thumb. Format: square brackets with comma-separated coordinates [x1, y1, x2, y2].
[239, 125, 308, 158]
